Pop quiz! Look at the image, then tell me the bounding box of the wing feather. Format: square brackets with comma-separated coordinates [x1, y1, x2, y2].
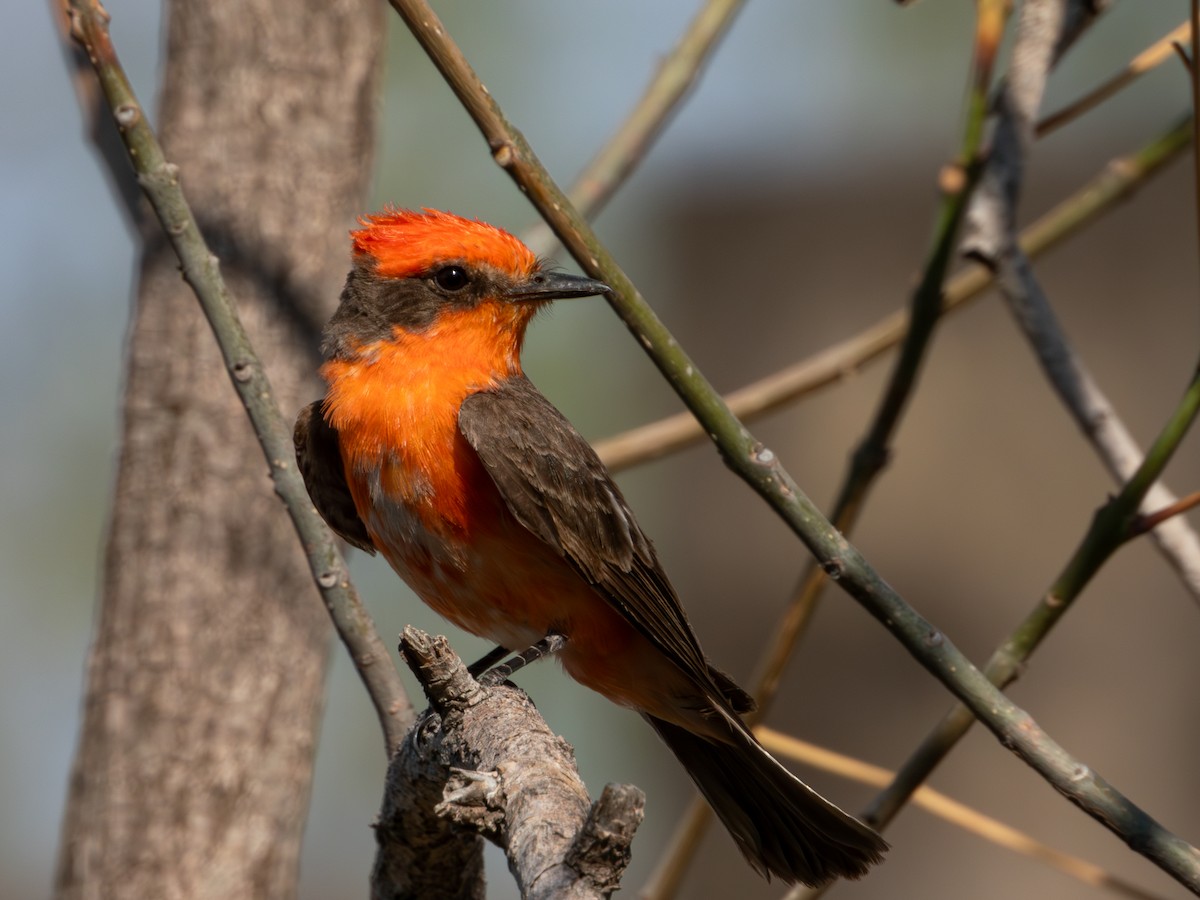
[458, 377, 714, 685]
[293, 400, 376, 554]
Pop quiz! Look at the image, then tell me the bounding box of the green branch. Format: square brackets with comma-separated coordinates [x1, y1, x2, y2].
[870, 360, 1200, 828]
[866, 0, 1200, 830]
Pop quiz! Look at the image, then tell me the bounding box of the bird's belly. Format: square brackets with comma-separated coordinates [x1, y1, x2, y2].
[366, 494, 698, 718]
[366, 492, 595, 650]
[364, 472, 700, 724]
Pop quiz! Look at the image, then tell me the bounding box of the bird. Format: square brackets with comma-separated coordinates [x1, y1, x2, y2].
[294, 207, 887, 886]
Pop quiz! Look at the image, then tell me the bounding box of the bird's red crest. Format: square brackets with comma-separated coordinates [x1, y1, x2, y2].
[351, 208, 538, 280]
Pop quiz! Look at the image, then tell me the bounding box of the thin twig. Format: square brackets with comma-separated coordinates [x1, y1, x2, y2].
[971, 6, 1200, 601]
[1174, 45, 1196, 78]
[1191, 0, 1200, 256]
[979, 116, 1200, 610]
[523, 0, 747, 258]
[595, 118, 1193, 473]
[756, 728, 1168, 900]
[868, 0, 1200, 835]
[838, 0, 1004, 515]
[1133, 491, 1200, 536]
[868, 361, 1200, 832]
[999, 246, 1200, 602]
[978, 111, 1200, 604]
[65, 0, 413, 754]
[390, 1, 1200, 891]
[49, 0, 144, 228]
[1037, 21, 1191, 137]
[866, 0, 1200, 846]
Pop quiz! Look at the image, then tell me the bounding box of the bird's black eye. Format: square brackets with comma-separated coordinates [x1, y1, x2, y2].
[433, 265, 470, 292]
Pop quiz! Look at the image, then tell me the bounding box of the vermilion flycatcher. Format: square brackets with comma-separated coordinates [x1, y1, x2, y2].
[294, 208, 886, 886]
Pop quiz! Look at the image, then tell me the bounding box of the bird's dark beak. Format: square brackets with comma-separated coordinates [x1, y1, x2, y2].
[506, 271, 611, 302]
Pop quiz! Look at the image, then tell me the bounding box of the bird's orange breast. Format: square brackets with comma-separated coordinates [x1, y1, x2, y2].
[321, 320, 509, 539]
[320, 319, 698, 718]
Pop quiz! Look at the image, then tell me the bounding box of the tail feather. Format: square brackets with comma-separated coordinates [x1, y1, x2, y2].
[644, 714, 887, 887]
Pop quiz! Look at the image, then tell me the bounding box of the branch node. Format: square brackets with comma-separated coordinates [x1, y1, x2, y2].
[821, 558, 845, 581]
[66, 7, 86, 43]
[492, 141, 516, 167]
[437, 767, 506, 835]
[752, 443, 775, 464]
[564, 783, 646, 893]
[378, 627, 643, 896]
[399, 626, 487, 713]
[114, 102, 140, 127]
[939, 161, 968, 195]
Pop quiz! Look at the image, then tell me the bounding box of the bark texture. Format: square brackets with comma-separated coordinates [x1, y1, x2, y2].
[372, 629, 644, 900]
[56, 1, 384, 897]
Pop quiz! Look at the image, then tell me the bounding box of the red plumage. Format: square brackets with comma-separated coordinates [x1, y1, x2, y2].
[294, 209, 888, 886]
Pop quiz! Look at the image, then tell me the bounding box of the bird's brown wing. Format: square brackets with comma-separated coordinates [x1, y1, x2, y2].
[458, 376, 718, 690]
[293, 400, 376, 554]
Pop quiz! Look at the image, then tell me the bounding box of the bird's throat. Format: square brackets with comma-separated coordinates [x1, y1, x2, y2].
[319, 315, 523, 534]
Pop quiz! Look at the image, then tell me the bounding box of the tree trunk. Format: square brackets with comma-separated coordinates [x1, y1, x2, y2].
[56, 1, 384, 897]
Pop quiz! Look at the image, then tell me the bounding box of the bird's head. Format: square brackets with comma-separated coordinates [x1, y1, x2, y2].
[323, 208, 609, 362]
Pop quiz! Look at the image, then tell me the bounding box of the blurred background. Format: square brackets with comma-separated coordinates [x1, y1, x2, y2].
[4, 1, 1199, 897]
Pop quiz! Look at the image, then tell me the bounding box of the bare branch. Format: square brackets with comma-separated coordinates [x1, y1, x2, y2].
[758, 728, 1168, 900]
[48, 0, 144, 229]
[962, 1, 1200, 606]
[963, 0, 1080, 259]
[372, 629, 643, 900]
[994, 248, 1200, 602]
[1133, 491, 1200, 536]
[1038, 21, 1191, 136]
[595, 119, 1192, 473]
[864, 0, 1200, 855]
[1190, 0, 1200, 263]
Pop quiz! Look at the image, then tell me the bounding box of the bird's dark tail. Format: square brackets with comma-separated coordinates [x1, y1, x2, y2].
[644, 713, 887, 887]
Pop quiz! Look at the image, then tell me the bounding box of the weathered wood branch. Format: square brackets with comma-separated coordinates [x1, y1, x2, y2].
[372, 628, 644, 900]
